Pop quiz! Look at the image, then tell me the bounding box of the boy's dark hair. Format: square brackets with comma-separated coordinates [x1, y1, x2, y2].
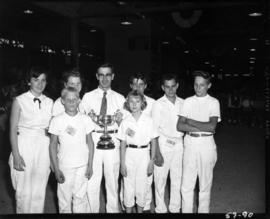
[124, 90, 147, 113]
[129, 73, 148, 85]
[97, 62, 114, 73]
[161, 73, 179, 85]
[192, 70, 211, 83]
[62, 68, 82, 83]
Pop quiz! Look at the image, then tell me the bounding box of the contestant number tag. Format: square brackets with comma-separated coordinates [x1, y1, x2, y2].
[65, 125, 77, 136]
[166, 139, 176, 147]
[126, 128, 135, 137]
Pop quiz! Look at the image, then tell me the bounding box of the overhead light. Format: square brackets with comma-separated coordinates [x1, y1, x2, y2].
[162, 41, 170, 45]
[249, 48, 256, 51]
[86, 53, 94, 57]
[117, 1, 126, 5]
[204, 61, 210, 64]
[249, 60, 255, 64]
[233, 47, 237, 51]
[249, 38, 258, 41]
[121, 21, 132, 25]
[184, 50, 189, 54]
[249, 12, 263, 17]
[249, 57, 256, 60]
[90, 29, 97, 32]
[24, 9, 33, 14]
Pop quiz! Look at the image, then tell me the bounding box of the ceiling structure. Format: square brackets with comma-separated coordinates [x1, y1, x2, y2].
[0, 0, 268, 81]
[33, 1, 268, 77]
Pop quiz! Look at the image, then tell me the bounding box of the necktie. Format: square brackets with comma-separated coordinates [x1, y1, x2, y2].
[33, 97, 41, 109]
[99, 91, 107, 117]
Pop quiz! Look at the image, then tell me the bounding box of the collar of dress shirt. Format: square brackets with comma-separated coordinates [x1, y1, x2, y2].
[162, 94, 180, 105]
[97, 86, 112, 96]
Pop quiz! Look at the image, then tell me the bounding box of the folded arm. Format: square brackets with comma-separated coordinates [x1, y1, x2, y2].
[176, 116, 201, 132]
[186, 116, 219, 133]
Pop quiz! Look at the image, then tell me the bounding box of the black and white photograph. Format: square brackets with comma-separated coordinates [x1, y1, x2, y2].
[0, 0, 268, 217]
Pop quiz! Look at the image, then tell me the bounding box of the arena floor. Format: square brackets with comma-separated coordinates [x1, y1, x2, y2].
[0, 123, 265, 214]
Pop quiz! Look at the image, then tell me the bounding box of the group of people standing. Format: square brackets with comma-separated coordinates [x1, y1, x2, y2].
[8, 62, 221, 214]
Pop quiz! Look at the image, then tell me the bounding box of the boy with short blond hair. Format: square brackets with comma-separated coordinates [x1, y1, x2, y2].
[49, 87, 95, 213]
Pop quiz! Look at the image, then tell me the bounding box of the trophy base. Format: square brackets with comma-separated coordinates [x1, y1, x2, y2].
[97, 137, 115, 150]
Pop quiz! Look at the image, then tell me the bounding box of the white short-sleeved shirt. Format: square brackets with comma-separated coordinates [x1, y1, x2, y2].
[48, 112, 95, 168]
[16, 91, 53, 131]
[117, 113, 159, 148]
[152, 95, 184, 138]
[79, 87, 125, 130]
[179, 94, 221, 133]
[52, 97, 83, 117]
[143, 95, 155, 117]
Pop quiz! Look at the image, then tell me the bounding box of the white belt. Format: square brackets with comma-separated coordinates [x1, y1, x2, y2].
[17, 127, 48, 136]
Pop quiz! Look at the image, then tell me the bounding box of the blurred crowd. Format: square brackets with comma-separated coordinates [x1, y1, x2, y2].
[217, 90, 264, 128]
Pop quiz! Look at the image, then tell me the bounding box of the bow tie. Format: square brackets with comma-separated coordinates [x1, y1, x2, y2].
[33, 98, 41, 109]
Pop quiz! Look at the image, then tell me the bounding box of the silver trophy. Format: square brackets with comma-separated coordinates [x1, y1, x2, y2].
[90, 110, 117, 150]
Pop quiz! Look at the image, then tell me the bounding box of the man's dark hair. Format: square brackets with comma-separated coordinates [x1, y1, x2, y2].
[97, 62, 114, 73]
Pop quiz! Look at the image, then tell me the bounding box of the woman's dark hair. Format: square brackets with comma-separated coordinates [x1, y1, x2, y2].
[26, 66, 49, 82]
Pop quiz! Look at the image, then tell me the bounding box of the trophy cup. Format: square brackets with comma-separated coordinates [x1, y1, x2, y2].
[90, 110, 117, 150]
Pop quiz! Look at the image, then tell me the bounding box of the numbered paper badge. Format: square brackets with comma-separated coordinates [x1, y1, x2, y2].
[126, 128, 135, 137]
[166, 138, 176, 148]
[65, 125, 77, 136]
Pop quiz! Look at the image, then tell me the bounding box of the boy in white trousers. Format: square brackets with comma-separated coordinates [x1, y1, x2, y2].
[177, 70, 221, 213]
[49, 87, 95, 213]
[118, 90, 158, 213]
[152, 74, 184, 213]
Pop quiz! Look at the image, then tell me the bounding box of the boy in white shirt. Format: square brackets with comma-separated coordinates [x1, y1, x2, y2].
[177, 70, 221, 213]
[49, 87, 95, 213]
[118, 90, 158, 213]
[52, 68, 83, 116]
[152, 74, 184, 213]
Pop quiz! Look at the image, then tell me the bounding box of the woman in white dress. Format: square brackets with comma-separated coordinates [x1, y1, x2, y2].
[9, 66, 53, 213]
